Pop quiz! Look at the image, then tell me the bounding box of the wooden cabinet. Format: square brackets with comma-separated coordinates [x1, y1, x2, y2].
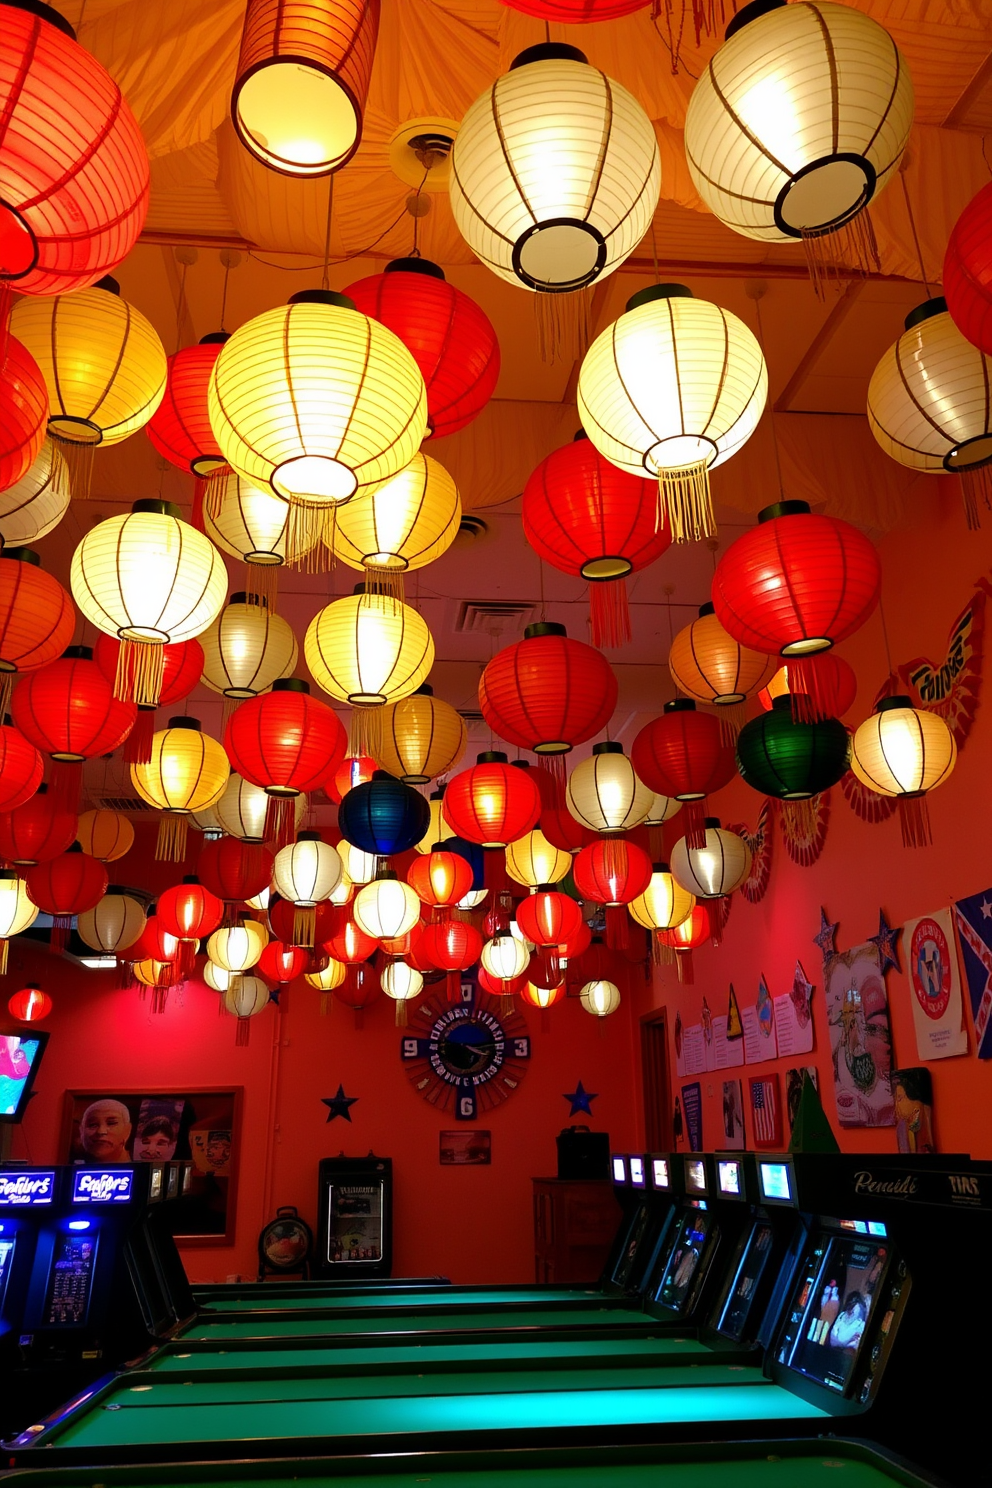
[531, 1177, 620, 1284]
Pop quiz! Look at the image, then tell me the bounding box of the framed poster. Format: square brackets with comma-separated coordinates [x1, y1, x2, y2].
[60, 1087, 242, 1247]
[439, 1130, 491, 1165]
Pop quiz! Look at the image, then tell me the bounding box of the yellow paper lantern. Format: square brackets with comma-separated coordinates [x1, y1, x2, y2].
[683, 0, 912, 247]
[481, 932, 530, 983]
[566, 743, 653, 833]
[208, 290, 427, 551]
[12, 279, 166, 448]
[208, 918, 269, 973]
[330, 870, 354, 907]
[204, 471, 317, 570]
[628, 864, 695, 932]
[505, 829, 571, 888]
[577, 285, 767, 542]
[305, 959, 347, 992]
[671, 819, 751, 898]
[200, 595, 298, 701]
[580, 978, 621, 1018]
[305, 588, 434, 707]
[449, 42, 660, 293]
[203, 961, 232, 992]
[132, 957, 177, 990]
[131, 716, 230, 862]
[215, 773, 305, 844]
[376, 686, 467, 785]
[76, 809, 134, 864]
[669, 602, 776, 707]
[353, 873, 421, 942]
[415, 790, 455, 854]
[0, 868, 37, 972]
[77, 889, 146, 955]
[0, 440, 70, 546]
[223, 973, 270, 1041]
[850, 695, 956, 848]
[329, 453, 461, 576]
[272, 831, 343, 945]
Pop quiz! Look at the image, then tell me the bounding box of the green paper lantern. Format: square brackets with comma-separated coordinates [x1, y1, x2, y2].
[736, 695, 850, 801]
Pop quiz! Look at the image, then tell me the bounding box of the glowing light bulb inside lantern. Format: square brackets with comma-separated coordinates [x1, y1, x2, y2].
[737, 75, 803, 178]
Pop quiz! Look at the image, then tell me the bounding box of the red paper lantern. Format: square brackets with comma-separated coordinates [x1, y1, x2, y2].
[0, 336, 48, 489]
[94, 634, 205, 764]
[146, 336, 228, 476]
[515, 889, 583, 947]
[0, 548, 75, 695]
[502, 0, 649, 19]
[558, 918, 591, 962]
[0, 5, 149, 297]
[573, 837, 652, 906]
[225, 679, 347, 843]
[156, 875, 224, 942]
[944, 183, 992, 354]
[333, 961, 381, 1020]
[346, 259, 500, 439]
[478, 964, 528, 999]
[657, 902, 711, 984]
[541, 801, 594, 855]
[406, 851, 473, 911]
[419, 919, 483, 972]
[479, 622, 617, 757]
[323, 917, 377, 965]
[197, 836, 274, 905]
[0, 784, 76, 865]
[759, 654, 858, 722]
[329, 753, 377, 804]
[522, 435, 670, 645]
[269, 896, 338, 947]
[521, 978, 564, 1009]
[12, 646, 136, 764]
[26, 845, 107, 950]
[632, 700, 734, 845]
[132, 913, 184, 967]
[258, 939, 309, 984]
[0, 721, 43, 811]
[442, 752, 541, 849]
[8, 983, 51, 1022]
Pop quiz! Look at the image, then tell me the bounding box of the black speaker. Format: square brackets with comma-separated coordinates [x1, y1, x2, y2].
[556, 1126, 610, 1179]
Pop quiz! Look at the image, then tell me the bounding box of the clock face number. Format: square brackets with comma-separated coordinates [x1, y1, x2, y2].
[401, 981, 531, 1118]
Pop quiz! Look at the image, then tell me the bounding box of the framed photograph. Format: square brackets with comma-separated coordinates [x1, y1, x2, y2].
[60, 1087, 242, 1247]
[439, 1130, 491, 1165]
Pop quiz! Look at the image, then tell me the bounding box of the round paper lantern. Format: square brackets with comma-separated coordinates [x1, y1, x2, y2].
[443, 752, 542, 849]
[268, 895, 338, 949]
[323, 916, 377, 965]
[156, 876, 224, 943]
[522, 979, 564, 1010]
[645, 793, 682, 827]
[631, 699, 743, 840]
[208, 918, 268, 974]
[12, 645, 136, 771]
[204, 470, 317, 571]
[481, 932, 531, 984]
[92, 635, 206, 761]
[272, 832, 343, 944]
[12, 279, 166, 448]
[479, 623, 617, 758]
[0, 440, 70, 546]
[628, 862, 695, 932]
[419, 919, 482, 973]
[376, 687, 466, 786]
[580, 979, 620, 1018]
[132, 958, 180, 999]
[132, 914, 188, 973]
[736, 695, 850, 800]
[449, 42, 660, 293]
[222, 974, 270, 1041]
[199, 595, 298, 701]
[406, 851, 473, 911]
[26, 845, 108, 948]
[215, 775, 303, 845]
[198, 836, 274, 906]
[0, 720, 43, 811]
[147, 335, 228, 476]
[208, 290, 427, 538]
[330, 754, 377, 802]
[867, 299, 992, 522]
[337, 772, 431, 856]
[224, 678, 347, 842]
[505, 829, 571, 888]
[541, 800, 594, 856]
[257, 940, 309, 985]
[76, 886, 145, 955]
[0, 4, 149, 297]
[71, 500, 227, 707]
[0, 869, 38, 971]
[353, 874, 421, 943]
[503, 0, 649, 18]
[231, 0, 378, 176]
[759, 654, 858, 721]
[684, 0, 912, 249]
[415, 788, 456, 853]
[0, 335, 48, 490]
[381, 959, 423, 1007]
[131, 715, 229, 862]
[572, 837, 652, 905]
[945, 184, 992, 355]
[76, 809, 133, 864]
[850, 696, 956, 848]
[305, 588, 434, 709]
[671, 819, 751, 898]
[345, 259, 499, 438]
[578, 285, 766, 542]
[342, 843, 378, 887]
[0, 548, 75, 692]
[669, 602, 776, 710]
[567, 743, 652, 833]
[203, 961, 232, 992]
[8, 984, 51, 1022]
[328, 452, 460, 577]
[0, 785, 76, 865]
[306, 959, 347, 992]
[516, 889, 583, 948]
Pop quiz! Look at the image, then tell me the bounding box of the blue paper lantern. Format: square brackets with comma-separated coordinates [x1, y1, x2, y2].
[337, 770, 431, 855]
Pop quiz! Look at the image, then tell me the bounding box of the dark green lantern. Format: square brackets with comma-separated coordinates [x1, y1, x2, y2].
[736, 695, 850, 800]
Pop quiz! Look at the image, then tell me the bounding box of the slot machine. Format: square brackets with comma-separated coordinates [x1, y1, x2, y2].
[315, 1155, 393, 1279]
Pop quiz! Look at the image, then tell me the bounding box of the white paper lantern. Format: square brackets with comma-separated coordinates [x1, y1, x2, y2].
[580, 978, 621, 1018]
[670, 819, 751, 898]
[215, 773, 305, 844]
[204, 471, 317, 569]
[381, 960, 423, 1002]
[481, 932, 530, 982]
[272, 832, 343, 907]
[0, 440, 70, 545]
[353, 874, 420, 942]
[200, 595, 298, 700]
[566, 742, 653, 832]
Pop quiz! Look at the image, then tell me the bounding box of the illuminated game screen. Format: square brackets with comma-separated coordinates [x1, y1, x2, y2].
[651, 1158, 670, 1190]
[759, 1160, 794, 1203]
[612, 1201, 650, 1289]
[612, 1155, 627, 1184]
[715, 1221, 774, 1341]
[654, 1207, 713, 1314]
[629, 1156, 645, 1188]
[0, 1034, 47, 1122]
[0, 1237, 15, 1310]
[718, 1159, 742, 1196]
[782, 1236, 889, 1394]
[325, 1182, 383, 1265]
[685, 1158, 707, 1194]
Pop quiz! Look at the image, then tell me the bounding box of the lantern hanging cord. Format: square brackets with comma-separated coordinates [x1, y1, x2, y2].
[174, 257, 189, 354]
[321, 175, 335, 291]
[410, 164, 431, 258]
[219, 256, 232, 332]
[248, 198, 410, 273]
[750, 289, 786, 501]
[899, 172, 932, 297]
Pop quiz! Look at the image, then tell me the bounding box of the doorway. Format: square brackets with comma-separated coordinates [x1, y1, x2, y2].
[640, 1011, 670, 1150]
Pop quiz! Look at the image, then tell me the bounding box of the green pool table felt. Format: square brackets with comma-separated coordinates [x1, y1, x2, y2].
[181, 1305, 658, 1340]
[201, 1288, 600, 1312]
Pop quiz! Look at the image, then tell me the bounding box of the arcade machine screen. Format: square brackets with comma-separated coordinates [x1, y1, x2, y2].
[612, 1155, 628, 1184]
[629, 1156, 645, 1189]
[685, 1158, 708, 1196]
[712, 1220, 775, 1341]
[325, 1182, 383, 1265]
[44, 1228, 98, 1326]
[653, 1206, 714, 1314]
[717, 1158, 743, 1198]
[0, 1235, 16, 1308]
[651, 1158, 670, 1190]
[611, 1198, 651, 1291]
[0, 1034, 47, 1121]
[778, 1233, 891, 1395]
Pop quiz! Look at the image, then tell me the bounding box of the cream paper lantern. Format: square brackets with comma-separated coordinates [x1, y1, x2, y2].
[330, 869, 354, 907]
[203, 961, 232, 992]
[204, 471, 317, 570]
[222, 974, 270, 1042]
[200, 594, 298, 700]
[376, 687, 467, 785]
[305, 588, 434, 709]
[850, 695, 956, 848]
[628, 863, 695, 932]
[505, 829, 571, 888]
[457, 889, 488, 910]
[381, 958, 423, 1025]
[353, 873, 421, 943]
[683, 0, 913, 249]
[644, 793, 682, 827]
[0, 440, 70, 545]
[481, 932, 530, 983]
[670, 819, 751, 898]
[343, 843, 378, 886]
[0, 869, 37, 973]
[215, 773, 305, 843]
[449, 42, 660, 293]
[578, 285, 767, 543]
[328, 453, 461, 576]
[76, 888, 146, 955]
[207, 918, 268, 975]
[272, 832, 343, 932]
[566, 742, 653, 833]
[580, 978, 621, 1018]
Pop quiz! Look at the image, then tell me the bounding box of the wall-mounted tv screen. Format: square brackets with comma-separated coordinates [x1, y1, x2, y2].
[0, 1033, 48, 1122]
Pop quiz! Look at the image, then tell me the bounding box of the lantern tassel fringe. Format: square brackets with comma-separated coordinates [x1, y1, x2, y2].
[394, 999, 408, 1027]
[605, 903, 630, 951]
[717, 703, 745, 744]
[0, 939, 8, 976]
[320, 992, 331, 1016]
[787, 658, 841, 722]
[682, 799, 707, 851]
[52, 437, 96, 502]
[348, 706, 382, 762]
[538, 752, 566, 784]
[782, 797, 820, 844]
[652, 930, 676, 967]
[264, 793, 303, 852]
[235, 1015, 251, 1046]
[898, 793, 932, 849]
[660, 461, 716, 544]
[590, 577, 631, 649]
[114, 638, 165, 708]
[49, 760, 83, 812]
[203, 468, 229, 522]
[124, 707, 155, 765]
[244, 562, 280, 613]
[676, 949, 694, 984]
[286, 498, 336, 570]
[151, 985, 169, 1016]
[362, 565, 405, 603]
[801, 211, 880, 300]
[534, 287, 592, 365]
[292, 904, 316, 948]
[50, 914, 72, 954]
[960, 466, 992, 531]
[501, 992, 514, 1017]
[155, 812, 190, 863]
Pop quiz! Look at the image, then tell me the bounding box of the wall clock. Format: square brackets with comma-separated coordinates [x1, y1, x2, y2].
[401, 978, 531, 1120]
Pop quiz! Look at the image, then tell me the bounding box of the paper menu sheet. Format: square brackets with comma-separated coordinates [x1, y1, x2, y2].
[774, 992, 814, 1056]
[742, 1002, 777, 1064]
[712, 1015, 744, 1069]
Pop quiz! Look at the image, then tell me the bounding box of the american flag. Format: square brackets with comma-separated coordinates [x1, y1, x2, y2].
[750, 1075, 780, 1147]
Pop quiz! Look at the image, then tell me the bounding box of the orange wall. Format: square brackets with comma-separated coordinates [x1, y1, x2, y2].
[632, 478, 992, 1161]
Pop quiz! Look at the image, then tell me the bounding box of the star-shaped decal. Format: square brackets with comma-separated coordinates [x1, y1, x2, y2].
[868, 910, 901, 975]
[982, 900, 992, 919]
[563, 1080, 598, 1117]
[322, 1084, 358, 1122]
[814, 906, 838, 961]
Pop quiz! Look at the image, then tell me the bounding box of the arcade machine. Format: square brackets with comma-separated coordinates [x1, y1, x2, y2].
[315, 1154, 393, 1279]
[599, 1151, 677, 1296]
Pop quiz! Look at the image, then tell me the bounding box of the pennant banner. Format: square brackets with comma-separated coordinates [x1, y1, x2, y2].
[905, 908, 967, 1062]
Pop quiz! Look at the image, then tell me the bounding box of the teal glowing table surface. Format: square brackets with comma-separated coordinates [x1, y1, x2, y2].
[197, 1285, 619, 1315]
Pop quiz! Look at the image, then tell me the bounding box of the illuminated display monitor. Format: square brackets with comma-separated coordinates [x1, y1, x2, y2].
[685, 1156, 708, 1194]
[778, 1235, 891, 1396]
[166, 1165, 180, 1199]
[758, 1159, 794, 1205]
[44, 1230, 99, 1326]
[629, 1155, 645, 1189]
[717, 1158, 743, 1198]
[715, 1220, 775, 1341]
[148, 1165, 164, 1201]
[651, 1157, 670, 1190]
[612, 1154, 628, 1185]
[0, 1169, 56, 1207]
[654, 1206, 714, 1314]
[72, 1169, 134, 1205]
[0, 1033, 48, 1123]
[0, 1235, 16, 1310]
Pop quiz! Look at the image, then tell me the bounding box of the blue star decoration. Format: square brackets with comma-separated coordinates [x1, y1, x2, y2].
[322, 1085, 358, 1122]
[563, 1081, 598, 1117]
[868, 910, 901, 975]
[814, 906, 838, 961]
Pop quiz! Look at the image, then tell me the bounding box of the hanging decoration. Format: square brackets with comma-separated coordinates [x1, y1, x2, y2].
[12, 644, 136, 805]
[566, 743, 653, 833]
[516, 889, 583, 956]
[724, 803, 773, 905]
[0, 3, 149, 297]
[736, 695, 851, 801]
[381, 960, 423, 1026]
[505, 829, 571, 889]
[199, 594, 298, 706]
[580, 979, 621, 1018]
[342, 843, 378, 887]
[330, 754, 378, 802]
[407, 852, 474, 916]
[758, 654, 858, 724]
[850, 696, 957, 848]
[207, 918, 269, 987]
[337, 772, 431, 857]
[93, 634, 205, 766]
[503, 0, 650, 20]
[522, 435, 670, 647]
[628, 862, 695, 958]
[0, 784, 77, 866]
[0, 440, 70, 547]
[0, 869, 38, 974]
[0, 719, 43, 812]
[712, 500, 881, 717]
[8, 984, 51, 1022]
[375, 686, 467, 785]
[204, 472, 317, 601]
[213, 775, 304, 846]
[131, 716, 230, 862]
[480, 624, 617, 766]
[944, 183, 992, 355]
[683, 0, 913, 285]
[345, 259, 500, 438]
[578, 285, 767, 542]
[268, 895, 337, 951]
[840, 770, 898, 826]
[197, 835, 275, 914]
[76, 809, 134, 864]
[658, 903, 712, 983]
[327, 452, 460, 595]
[156, 876, 224, 944]
[257, 940, 309, 988]
[223, 975, 271, 1045]
[353, 872, 421, 944]
[323, 915, 378, 966]
[305, 959, 347, 993]
[0, 335, 48, 490]
[573, 836, 652, 949]
[272, 832, 343, 945]
[442, 752, 542, 849]
[147, 333, 228, 493]
[868, 298, 992, 529]
[670, 819, 752, 899]
[632, 699, 736, 847]
[669, 603, 775, 735]
[780, 791, 831, 867]
[26, 845, 107, 952]
[0, 547, 75, 714]
[415, 791, 456, 855]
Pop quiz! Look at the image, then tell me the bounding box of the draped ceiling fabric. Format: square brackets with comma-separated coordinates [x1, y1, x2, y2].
[59, 0, 991, 531]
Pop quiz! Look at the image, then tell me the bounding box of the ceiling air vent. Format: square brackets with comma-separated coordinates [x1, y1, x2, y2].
[95, 796, 152, 812]
[454, 600, 534, 633]
[457, 710, 485, 724]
